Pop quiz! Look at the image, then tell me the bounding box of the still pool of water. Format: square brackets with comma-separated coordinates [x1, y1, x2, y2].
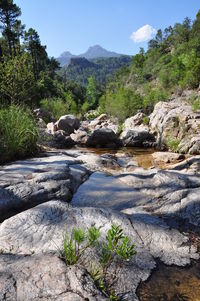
[72, 146, 200, 300]
[80, 146, 156, 169]
[137, 261, 200, 301]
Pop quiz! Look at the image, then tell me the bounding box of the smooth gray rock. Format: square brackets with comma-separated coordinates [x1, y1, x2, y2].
[0, 201, 197, 300]
[86, 128, 122, 148]
[0, 253, 107, 301]
[149, 99, 200, 153]
[0, 153, 89, 222]
[122, 130, 156, 147]
[1, 151, 200, 300]
[56, 114, 80, 135]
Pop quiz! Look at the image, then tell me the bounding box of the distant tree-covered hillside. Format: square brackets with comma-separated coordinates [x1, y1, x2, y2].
[58, 56, 132, 86]
[99, 10, 200, 121]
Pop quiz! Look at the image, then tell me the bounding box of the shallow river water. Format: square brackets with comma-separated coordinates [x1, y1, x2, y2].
[72, 147, 200, 301]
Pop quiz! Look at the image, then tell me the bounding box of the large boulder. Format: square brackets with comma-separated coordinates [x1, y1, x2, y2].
[149, 99, 200, 153]
[121, 113, 156, 148]
[86, 114, 119, 134]
[121, 113, 149, 138]
[122, 130, 156, 147]
[51, 130, 75, 149]
[56, 114, 80, 135]
[86, 128, 122, 148]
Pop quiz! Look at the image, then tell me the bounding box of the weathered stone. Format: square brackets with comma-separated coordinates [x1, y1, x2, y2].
[70, 129, 89, 145]
[0, 153, 89, 222]
[121, 113, 149, 138]
[46, 122, 57, 135]
[0, 201, 197, 300]
[0, 254, 107, 301]
[86, 128, 122, 148]
[51, 130, 75, 148]
[149, 99, 200, 154]
[1, 146, 200, 300]
[56, 114, 80, 135]
[122, 130, 156, 147]
[152, 152, 185, 164]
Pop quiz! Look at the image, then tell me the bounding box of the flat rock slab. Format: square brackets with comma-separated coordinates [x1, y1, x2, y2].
[0, 152, 89, 222]
[0, 253, 107, 301]
[0, 201, 198, 301]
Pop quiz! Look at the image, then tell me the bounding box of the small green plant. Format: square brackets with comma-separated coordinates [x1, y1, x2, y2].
[166, 138, 180, 152]
[117, 123, 124, 136]
[100, 224, 135, 277]
[192, 99, 200, 112]
[61, 226, 101, 265]
[91, 224, 136, 300]
[61, 224, 136, 300]
[188, 94, 200, 112]
[142, 116, 150, 125]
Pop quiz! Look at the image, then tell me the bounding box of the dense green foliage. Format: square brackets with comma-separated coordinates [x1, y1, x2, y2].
[59, 56, 132, 86]
[99, 87, 143, 123]
[0, 105, 38, 163]
[99, 11, 200, 121]
[1, 0, 200, 162]
[0, 0, 87, 112]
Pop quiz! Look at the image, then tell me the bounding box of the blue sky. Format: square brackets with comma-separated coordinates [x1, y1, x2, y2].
[15, 0, 200, 58]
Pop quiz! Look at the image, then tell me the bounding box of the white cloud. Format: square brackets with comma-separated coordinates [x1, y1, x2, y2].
[130, 25, 156, 43]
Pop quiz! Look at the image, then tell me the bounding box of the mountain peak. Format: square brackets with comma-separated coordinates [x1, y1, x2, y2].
[57, 45, 123, 67]
[80, 45, 122, 60]
[59, 51, 73, 57]
[88, 45, 104, 50]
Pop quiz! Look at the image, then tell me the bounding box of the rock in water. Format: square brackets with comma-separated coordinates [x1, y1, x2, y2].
[122, 130, 156, 147]
[86, 128, 122, 148]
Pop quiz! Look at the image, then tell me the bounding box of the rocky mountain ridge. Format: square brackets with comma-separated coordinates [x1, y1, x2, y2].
[57, 45, 123, 67]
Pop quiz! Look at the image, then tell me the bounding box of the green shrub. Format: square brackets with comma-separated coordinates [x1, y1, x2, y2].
[189, 94, 200, 112]
[40, 97, 69, 120]
[104, 87, 144, 123]
[0, 105, 38, 163]
[142, 116, 150, 125]
[165, 138, 180, 152]
[144, 87, 169, 114]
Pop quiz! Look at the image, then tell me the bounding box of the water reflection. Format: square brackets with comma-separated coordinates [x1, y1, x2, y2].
[137, 261, 200, 301]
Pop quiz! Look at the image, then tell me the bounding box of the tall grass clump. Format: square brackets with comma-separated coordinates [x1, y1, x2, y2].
[0, 105, 38, 163]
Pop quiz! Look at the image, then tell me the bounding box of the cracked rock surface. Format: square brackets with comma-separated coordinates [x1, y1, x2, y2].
[0, 201, 198, 301]
[0, 150, 200, 300]
[0, 253, 107, 301]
